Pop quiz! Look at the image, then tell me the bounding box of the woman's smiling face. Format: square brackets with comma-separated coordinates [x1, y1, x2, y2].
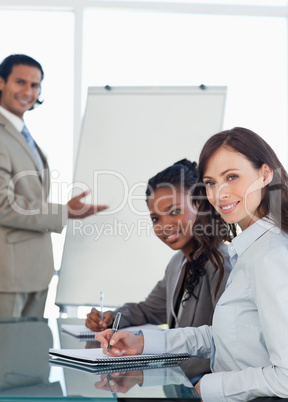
[147, 186, 197, 259]
[202, 146, 272, 231]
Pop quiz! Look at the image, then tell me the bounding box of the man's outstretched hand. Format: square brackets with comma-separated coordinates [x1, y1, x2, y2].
[67, 190, 109, 219]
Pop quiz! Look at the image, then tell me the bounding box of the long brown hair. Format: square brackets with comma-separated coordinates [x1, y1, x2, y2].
[192, 127, 288, 293]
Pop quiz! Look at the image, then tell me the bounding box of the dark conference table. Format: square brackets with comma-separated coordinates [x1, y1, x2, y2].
[0, 317, 287, 402]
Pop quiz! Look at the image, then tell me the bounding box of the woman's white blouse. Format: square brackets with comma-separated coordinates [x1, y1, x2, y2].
[142, 218, 288, 401]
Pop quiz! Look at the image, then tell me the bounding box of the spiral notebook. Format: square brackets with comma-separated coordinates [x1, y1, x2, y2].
[61, 324, 98, 340]
[49, 348, 190, 368]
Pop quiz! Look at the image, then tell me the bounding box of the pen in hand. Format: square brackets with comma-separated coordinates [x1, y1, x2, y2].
[107, 312, 121, 355]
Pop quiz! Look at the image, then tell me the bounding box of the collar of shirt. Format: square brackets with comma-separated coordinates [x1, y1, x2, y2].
[0, 106, 24, 133]
[228, 216, 276, 268]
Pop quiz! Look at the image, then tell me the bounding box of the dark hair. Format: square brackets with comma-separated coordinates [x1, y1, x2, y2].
[146, 159, 209, 301]
[146, 159, 198, 197]
[193, 126, 288, 293]
[0, 54, 44, 107]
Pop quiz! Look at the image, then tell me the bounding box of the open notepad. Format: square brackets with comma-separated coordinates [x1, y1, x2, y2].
[61, 323, 162, 340]
[49, 348, 191, 370]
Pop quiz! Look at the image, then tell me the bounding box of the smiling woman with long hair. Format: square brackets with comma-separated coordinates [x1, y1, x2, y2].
[96, 128, 288, 402]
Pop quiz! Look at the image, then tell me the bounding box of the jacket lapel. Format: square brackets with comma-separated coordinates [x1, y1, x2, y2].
[169, 256, 202, 328]
[36, 144, 50, 196]
[177, 280, 201, 327]
[168, 255, 187, 328]
[0, 113, 46, 184]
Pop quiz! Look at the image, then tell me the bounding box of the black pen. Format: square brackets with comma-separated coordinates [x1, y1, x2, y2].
[107, 312, 121, 355]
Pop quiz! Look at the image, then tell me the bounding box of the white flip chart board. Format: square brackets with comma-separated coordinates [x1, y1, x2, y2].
[56, 86, 227, 309]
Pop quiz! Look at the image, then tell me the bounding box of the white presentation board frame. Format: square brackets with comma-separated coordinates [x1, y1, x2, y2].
[56, 86, 227, 309]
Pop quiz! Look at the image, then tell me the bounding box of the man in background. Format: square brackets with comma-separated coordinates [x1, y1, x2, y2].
[0, 54, 108, 317]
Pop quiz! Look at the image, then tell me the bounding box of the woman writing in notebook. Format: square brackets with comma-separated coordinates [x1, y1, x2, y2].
[96, 128, 288, 401]
[87, 159, 232, 379]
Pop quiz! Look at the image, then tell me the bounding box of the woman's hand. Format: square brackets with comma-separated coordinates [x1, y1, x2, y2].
[95, 329, 144, 356]
[86, 308, 113, 331]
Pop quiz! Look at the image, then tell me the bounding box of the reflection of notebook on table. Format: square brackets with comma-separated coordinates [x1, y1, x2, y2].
[50, 359, 201, 400]
[49, 347, 190, 368]
[49, 357, 179, 375]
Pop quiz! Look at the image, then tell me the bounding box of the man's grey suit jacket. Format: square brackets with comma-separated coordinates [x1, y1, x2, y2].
[0, 112, 67, 292]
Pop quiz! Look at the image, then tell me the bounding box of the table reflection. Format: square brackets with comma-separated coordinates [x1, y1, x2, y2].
[1, 317, 286, 401]
[0, 317, 62, 398]
[56, 361, 200, 400]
